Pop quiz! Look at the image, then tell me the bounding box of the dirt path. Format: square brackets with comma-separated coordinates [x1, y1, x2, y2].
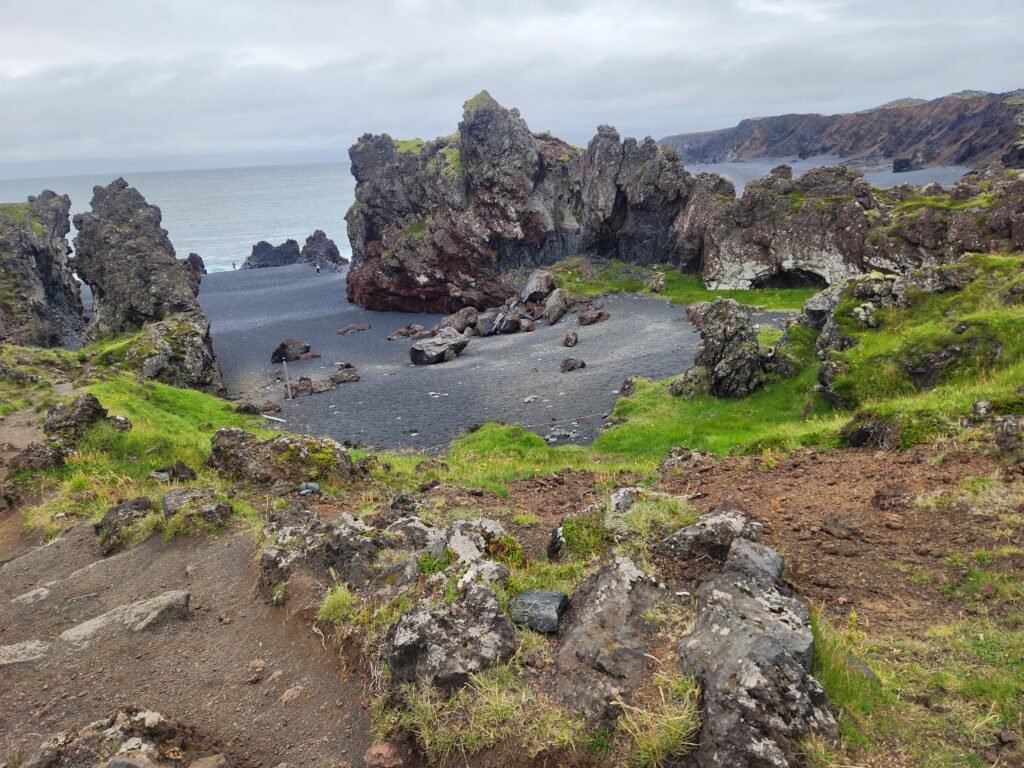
[0, 524, 374, 766]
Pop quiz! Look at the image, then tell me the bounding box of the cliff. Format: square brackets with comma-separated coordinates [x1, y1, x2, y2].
[660, 90, 1024, 167]
[0, 192, 83, 347]
[345, 91, 695, 312]
[72, 178, 222, 391]
[346, 93, 1024, 310]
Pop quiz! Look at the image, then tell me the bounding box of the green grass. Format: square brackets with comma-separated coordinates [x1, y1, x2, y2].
[392, 137, 425, 154]
[596, 324, 841, 458]
[378, 665, 583, 765]
[549, 257, 816, 310]
[617, 671, 701, 767]
[318, 584, 358, 624]
[0, 201, 44, 236]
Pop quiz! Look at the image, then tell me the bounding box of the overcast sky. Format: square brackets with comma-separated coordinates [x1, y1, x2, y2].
[1, 0, 1021, 178]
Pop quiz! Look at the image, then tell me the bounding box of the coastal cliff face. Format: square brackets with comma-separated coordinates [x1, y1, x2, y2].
[0, 192, 83, 347]
[73, 178, 222, 391]
[347, 92, 1024, 309]
[660, 90, 1024, 167]
[345, 91, 696, 311]
[74, 178, 202, 338]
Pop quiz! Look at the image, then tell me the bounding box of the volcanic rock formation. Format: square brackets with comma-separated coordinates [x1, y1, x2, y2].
[0, 192, 83, 347]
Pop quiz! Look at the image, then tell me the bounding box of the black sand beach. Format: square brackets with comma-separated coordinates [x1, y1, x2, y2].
[200, 265, 790, 450]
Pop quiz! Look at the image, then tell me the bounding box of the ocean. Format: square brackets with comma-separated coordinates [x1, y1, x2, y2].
[0, 157, 970, 275]
[0, 162, 353, 273]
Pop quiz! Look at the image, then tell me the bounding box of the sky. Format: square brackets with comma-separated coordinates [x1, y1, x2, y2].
[1, 0, 1022, 178]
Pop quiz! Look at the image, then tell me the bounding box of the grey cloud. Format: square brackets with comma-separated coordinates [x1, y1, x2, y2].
[0, 0, 1021, 176]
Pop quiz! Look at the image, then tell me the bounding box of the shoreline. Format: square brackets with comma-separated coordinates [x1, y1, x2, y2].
[199, 264, 793, 450]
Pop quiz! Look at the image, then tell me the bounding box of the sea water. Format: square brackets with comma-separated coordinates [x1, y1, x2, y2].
[0, 162, 352, 273]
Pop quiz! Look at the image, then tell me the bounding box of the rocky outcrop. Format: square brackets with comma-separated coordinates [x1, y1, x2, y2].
[660, 89, 1024, 168]
[72, 179, 222, 390]
[73, 179, 201, 337]
[677, 298, 764, 398]
[242, 239, 301, 269]
[345, 91, 699, 312]
[300, 229, 348, 268]
[671, 505, 839, 765]
[0, 191, 83, 347]
[385, 582, 517, 688]
[206, 428, 358, 487]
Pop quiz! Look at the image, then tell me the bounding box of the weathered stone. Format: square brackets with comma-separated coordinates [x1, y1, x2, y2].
[410, 327, 469, 365]
[0, 191, 83, 347]
[578, 309, 610, 326]
[150, 460, 198, 483]
[126, 311, 223, 391]
[43, 393, 107, 443]
[242, 239, 301, 269]
[0, 639, 51, 666]
[556, 557, 663, 724]
[657, 500, 763, 564]
[562, 330, 578, 347]
[543, 288, 570, 325]
[509, 589, 568, 633]
[95, 497, 156, 555]
[58, 590, 190, 650]
[560, 357, 586, 372]
[692, 298, 764, 398]
[386, 583, 516, 688]
[668, 366, 709, 399]
[206, 428, 357, 486]
[271, 338, 313, 363]
[161, 488, 205, 517]
[521, 269, 556, 302]
[8, 440, 68, 472]
[364, 742, 404, 768]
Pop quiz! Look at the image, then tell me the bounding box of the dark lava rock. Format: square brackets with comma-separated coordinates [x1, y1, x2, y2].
[691, 298, 764, 398]
[556, 557, 663, 724]
[149, 460, 198, 483]
[509, 589, 568, 633]
[410, 327, 469, 365]
[562, 330, 578, 347]
[161, 487, 205, 517]
[0, 191, 83, 347]
[206, 428, 357, 486]
[385, 582, 516, 688]
[337, 322, 371, 336]
[8, 441, 68, 472]
[300, 229, 348, 268]
[543, 288, 570, 325]
[680, 523, 839, 765]
[127, 311, 222, 391]
[387, 323, 426, 341]
[560, 357, 586, 372]
[271, 338, 312, 363]
[73, 178, 202, 338]
[242, 239, 301, 269]
[893, 157, 924, 173]
[577, 309, 610, 326]
[657, 500, 762, 564]
[521, 269, 556, 302]
[43, 393, 107, 443]
[95, 497, 156, 555]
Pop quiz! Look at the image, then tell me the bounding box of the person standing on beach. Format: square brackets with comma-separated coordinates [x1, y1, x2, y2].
[316, 263, 321, 274]
[232, 261, 236, 270]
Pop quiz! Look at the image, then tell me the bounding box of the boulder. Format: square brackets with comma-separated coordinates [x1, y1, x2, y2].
[125, 311, 223, 391]
[560, 357, 586, 372]
[657, 501, 763, 565]
[43, 393, 107, 443]
[387, 323, 426, 341]
[337, 322, 370, 335]
[95, 497, 156, 555]
[410, 327, 469, 365]
[521, 269, 556, 302]
[206, 428, 358, 486]
[0, 191, 83, 347]
[300, 229, 348, 268]
[578, 309, 610, 326]
[149, 460, 197, 483]
[562, 330, 579, 347]
[385, 583, 516, 688]
[648, 272, 667, 292]
[542, 288, 570, 325]
[161, 487, 205, 517]
[8, 440, 68, 472]
[556, 557, 664, 723]
[271, 338, 312, 363]
[242, 239, 301, 269]
[692, 298, 764, 397]
[680, 532, 839, 765]
[668, 366, 709, 399]
[509, 589, 568, 633]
